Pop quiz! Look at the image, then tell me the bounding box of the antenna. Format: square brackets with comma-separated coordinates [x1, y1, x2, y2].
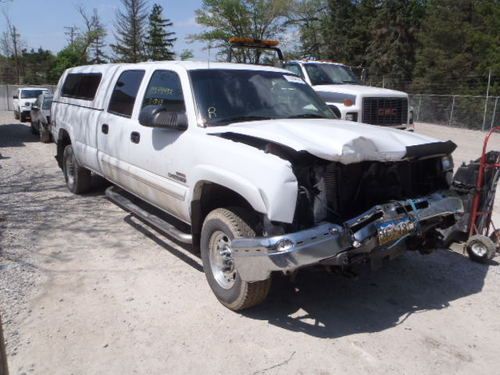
[207, 42, 211, 69]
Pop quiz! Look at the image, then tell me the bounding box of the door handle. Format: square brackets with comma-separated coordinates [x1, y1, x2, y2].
[130, 131, 141, 144]
[102, 124, 109, 134]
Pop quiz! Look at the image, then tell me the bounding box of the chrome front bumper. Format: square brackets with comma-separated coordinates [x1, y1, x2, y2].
[231, 191, 463, 281]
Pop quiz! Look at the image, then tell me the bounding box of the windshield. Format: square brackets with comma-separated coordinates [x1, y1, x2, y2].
[21, 90, 47, 99]
[304, 63, 360, 86]
[189, 69, 335, 126]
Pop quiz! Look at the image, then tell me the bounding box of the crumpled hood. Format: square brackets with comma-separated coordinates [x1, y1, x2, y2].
[207, 119, 455, 164]
[313, 84, 407, 98]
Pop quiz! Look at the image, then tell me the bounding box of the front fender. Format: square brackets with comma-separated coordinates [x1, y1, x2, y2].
[189, 164, 298, 224]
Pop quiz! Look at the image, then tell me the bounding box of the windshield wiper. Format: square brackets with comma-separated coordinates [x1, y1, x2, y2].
[287, 114, 326, 119]
[207, 115, 273, 126]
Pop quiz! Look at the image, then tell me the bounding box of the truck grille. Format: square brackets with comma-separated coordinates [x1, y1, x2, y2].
[362, 97, 408, 126]
[323, 158, 448, 221]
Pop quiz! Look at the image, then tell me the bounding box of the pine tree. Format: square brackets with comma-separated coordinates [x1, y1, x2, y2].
[413, 0, 499, 95]
[324, 0, 357, 62]
[111, 0, 149, 63]
[89, 11, 108, 64]
[364, 0, 425, 89]
[145, 4, 177, 61]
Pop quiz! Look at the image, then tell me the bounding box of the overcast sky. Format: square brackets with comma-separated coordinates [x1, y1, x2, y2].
[0, 0, 208, 59]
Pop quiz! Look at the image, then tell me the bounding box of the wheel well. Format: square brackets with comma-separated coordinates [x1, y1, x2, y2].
[190, 183, 257, 252]
[56, 129, 71, 168]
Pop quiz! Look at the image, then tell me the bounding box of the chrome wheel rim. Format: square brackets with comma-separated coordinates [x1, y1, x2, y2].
[65, 154, 75, 187]
[471, 242, 487, 257]
[208, 231, 236, 289]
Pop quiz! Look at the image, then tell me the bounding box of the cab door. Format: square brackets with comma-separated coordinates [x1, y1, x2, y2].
[97, 69, 146, 188]
[123, 69, 192, 222]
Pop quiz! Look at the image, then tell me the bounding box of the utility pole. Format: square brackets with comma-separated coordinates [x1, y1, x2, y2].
[64, 26, 79, 45]
[10, 25, 20, 85]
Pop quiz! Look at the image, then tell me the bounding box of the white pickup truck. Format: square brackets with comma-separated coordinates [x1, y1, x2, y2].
[284, 61, 413, 130]
[51, 61, 462, 310]
[13, 87, 50, 122]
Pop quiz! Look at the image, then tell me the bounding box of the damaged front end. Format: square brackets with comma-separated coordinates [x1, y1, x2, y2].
[232, 191, 462, 281]
[228, 136, 463, 282]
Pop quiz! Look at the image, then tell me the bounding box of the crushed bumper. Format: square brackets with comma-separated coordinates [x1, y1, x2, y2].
[231, 191, 463, 281]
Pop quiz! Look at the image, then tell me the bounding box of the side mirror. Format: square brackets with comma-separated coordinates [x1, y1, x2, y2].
[139, 105, 188, 130]
[13, 95, 18, 99]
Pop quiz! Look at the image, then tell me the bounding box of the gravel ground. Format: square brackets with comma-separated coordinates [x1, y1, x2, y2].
[0, 112, 499, 375]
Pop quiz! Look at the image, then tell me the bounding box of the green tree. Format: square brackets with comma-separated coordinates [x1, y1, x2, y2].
[48, 40, 89, 83]
[191, 0, 291, 63]
[79, 7, 108, 64]
[323, 0, 357, 62]
[287, 0, 329, 59]
[180, 49, 194, 60]
[21, 48, 56, 84]
[413, 0, 499, 95]
[364, 0, 426, 89]
[111, 0, 149, 63]
[146, 3, 176, 60]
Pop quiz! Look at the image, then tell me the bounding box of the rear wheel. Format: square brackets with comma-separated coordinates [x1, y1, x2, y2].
[466, 235, 496, 263]
[200, 207, 271, 311]
[40, 125, 51, 143]
[63, 145, 91, 194]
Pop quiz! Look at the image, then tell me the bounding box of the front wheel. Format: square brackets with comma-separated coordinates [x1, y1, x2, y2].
[200, 207, 271, 311]
[62, 145, 91, 194]
[466, 235, 496, 263]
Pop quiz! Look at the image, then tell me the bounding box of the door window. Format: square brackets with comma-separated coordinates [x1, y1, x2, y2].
[284, 64, 304, 79]
[108, 70, 145, 118]
[62, 73, 102, 100]
[142, 70, 185, 112]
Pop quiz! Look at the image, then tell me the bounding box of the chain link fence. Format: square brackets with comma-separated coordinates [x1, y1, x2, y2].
[1, 84, 499, 131]
[409, 94, 500, 131]
[365, 72, 499, 131]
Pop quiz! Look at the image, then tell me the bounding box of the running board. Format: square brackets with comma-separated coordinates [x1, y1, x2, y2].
[105, 186, 193, 245]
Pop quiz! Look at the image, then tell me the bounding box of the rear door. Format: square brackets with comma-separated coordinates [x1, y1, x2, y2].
[97, 68, 146, 188]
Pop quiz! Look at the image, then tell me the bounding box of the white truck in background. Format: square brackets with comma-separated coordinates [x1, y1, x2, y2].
[51, 61, 462, 310]
[13, 87, 50, 122]
[283, 61, 413, 130]
[226, 39, 413, 130]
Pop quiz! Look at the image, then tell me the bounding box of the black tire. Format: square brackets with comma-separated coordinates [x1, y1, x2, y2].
[40, 126, 51, 143]
[62, 145, 92, 194]
[466, 235, 496, 263]
[200, 207, 271, 311]
[20, 113, 27, 122]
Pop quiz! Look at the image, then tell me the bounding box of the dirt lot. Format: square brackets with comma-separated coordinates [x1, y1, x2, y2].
[1, 111, 499, 375]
